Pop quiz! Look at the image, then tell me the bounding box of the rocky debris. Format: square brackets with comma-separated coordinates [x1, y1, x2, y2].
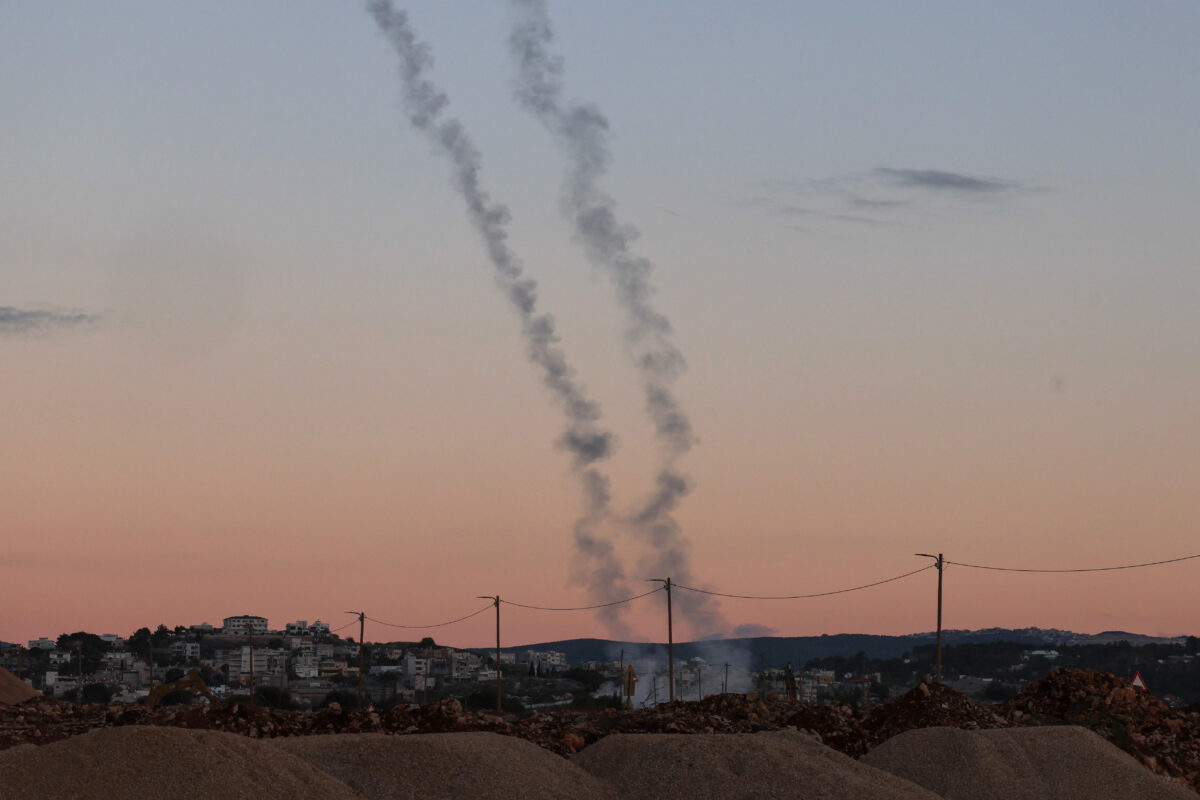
[783, 702, 868, 756]
[1004, 668, 1200, 793]
[4, 670, 1200, 794]
[861, 677, 1008, 747]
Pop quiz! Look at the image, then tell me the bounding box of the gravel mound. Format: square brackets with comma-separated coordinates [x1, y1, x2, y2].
[272, 731, 617, 800]
[863, 725, 1199, 799]
[1004, 668, 1200, 789]
[573, 729, 941, 800]
[0, 668, 38, 705]
[0, 725, 360, 800]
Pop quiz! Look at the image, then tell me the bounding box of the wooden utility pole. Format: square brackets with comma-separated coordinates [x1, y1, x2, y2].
[477, 595, 501, 712]
[724, 663, 729, 694]
[248, 628, 256, 706]
[916, 553, 945, 682]
[345, 611, 366, 709]
[76, 641, 83, 704]
[648, 578, 674, 701]
[148, 640, 154, 693]
[697, 664, 703, 700]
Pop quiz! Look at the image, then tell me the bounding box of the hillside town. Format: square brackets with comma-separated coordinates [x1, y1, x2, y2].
[1, 615, 590, 709]
[5, 617, 1200, 712]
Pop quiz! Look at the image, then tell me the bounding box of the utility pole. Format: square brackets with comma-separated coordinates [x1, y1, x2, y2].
[248, 628, 256, 706]
[724, 663, 729, 695]
[345, 611, 365, 709]
[916, 553, 945, 682]
[148, 640, 154, 693]
[477, 595, 501, 713]
[697, 664, 703, 700]
[76, 641, 83, 704]
[648, 578, 674, 701]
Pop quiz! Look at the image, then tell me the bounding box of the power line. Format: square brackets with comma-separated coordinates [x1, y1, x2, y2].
[330, 619, 359, 634]
[365, 605, 493, 629]
[501, 587, 664, 611]
[673, 564, 935, 600]
[945, 553, 1200, 573]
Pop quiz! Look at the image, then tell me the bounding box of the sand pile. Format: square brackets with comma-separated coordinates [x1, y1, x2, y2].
[0, 725, 360, 800]
[272, 731, 617, 800]
[0, 668, 38, 705]
[863, 725, 1199, 799]
[573, 729, 941, 800]
[1004, 668, 1200, 788]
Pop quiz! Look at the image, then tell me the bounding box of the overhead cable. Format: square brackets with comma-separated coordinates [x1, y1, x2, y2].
[365, 605, 493, 629]
[672, 564, 935, 600]
[945, 553, 1200, 573]
[502, 586, 664, 611]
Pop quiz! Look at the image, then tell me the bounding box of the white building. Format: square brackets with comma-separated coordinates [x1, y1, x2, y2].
[238, 646, 275, 675]
[403, 655, 430, 676]
[27, 638, 56, 650]
[223, 615, 268, 637]
[309, 620, 330, 635]
[169, 641, 200, 661]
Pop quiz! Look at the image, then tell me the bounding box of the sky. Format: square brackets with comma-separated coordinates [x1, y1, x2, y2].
[2, 1, 1198, 648]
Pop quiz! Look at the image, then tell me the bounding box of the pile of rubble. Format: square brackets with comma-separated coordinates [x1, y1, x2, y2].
[862, 678, 1008, 747]
[5, 669, 1199, 794]
[1004, 668, 1200, 792]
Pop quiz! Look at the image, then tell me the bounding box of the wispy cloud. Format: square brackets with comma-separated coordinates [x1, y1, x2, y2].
[875, 167, 1013, 193]
[0, 306, 100, 336]
[739, 166, 1032, 231]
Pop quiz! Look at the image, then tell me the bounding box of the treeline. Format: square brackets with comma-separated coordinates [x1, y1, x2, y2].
[804, 638, 1200, 704]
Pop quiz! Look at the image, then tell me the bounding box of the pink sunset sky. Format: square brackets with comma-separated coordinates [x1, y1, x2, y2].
[3, 2, 1198, 647]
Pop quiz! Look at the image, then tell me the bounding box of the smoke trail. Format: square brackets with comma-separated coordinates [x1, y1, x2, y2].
[507, 0, 724, 636]
[368, 0, 633, 635]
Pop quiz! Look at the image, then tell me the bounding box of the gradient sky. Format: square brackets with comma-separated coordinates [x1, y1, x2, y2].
[3, 1, 1198, 648]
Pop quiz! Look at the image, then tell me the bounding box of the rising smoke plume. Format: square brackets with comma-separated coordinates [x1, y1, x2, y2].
[507, 0, 725, 636]
[368, 0, 635, 635]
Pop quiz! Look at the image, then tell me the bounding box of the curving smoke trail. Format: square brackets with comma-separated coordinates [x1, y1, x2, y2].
[507, 0, 725, 636]
[368, 0, 635, 635]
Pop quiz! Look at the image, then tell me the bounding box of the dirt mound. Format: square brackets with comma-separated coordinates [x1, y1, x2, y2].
[272, 731, 616, 800]
[0, 668, 38, 705]
[862, 677, 1008, 746]
[783, 703, 869, 756]
[0, 725, 360, 800]
[863, 725, 1199, 799]
[573, 729, 941, 800]
[1004, 668, 1200, 791]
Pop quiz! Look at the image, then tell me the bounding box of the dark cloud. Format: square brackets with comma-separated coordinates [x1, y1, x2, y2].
[0, 306, 99, 335]
[732, 623, 778, 638]
[875, 168, 1012, 193]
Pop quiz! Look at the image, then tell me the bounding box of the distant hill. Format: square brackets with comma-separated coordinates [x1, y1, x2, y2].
[465, 628, 1193, 669]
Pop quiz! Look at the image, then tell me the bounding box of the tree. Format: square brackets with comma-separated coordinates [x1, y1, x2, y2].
[165, 668, 185, 683]
[317, 689, 359, 710]
[55, 632, 106, 674]
[419, 637, 437, 648]
[254, 686, 297, 710]
[81, 683, 113, 705]
[128, 627, 152, 658]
